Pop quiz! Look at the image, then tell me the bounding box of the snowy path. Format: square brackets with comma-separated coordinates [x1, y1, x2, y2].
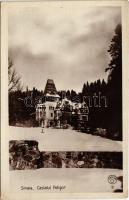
[9, 126, 122, 152]
[10, 168, 122, 193]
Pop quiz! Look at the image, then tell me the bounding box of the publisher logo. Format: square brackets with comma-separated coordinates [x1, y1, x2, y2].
[108, 175, 117, 184]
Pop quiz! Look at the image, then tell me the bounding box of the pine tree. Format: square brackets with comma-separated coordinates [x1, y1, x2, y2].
[66, 90, 71, 100]
[106, 24, 122, 140]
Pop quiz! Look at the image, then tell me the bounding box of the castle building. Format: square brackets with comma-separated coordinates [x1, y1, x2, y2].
[36, 79, 89, 128]
[36, 79, 60, 127]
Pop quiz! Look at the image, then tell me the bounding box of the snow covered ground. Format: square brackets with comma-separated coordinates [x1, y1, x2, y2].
[9, 126, 122, 152]
[10, 168, 122, 193]
[9, 127, 123, 194]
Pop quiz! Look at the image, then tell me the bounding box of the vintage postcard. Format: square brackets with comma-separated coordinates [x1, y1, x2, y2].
[1, 1, 128, 199]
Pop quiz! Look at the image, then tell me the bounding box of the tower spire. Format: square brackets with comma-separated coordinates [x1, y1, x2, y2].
[44, 79, 57, 95]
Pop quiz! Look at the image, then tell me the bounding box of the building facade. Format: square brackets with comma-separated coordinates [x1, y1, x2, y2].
[36, 79, 89, 128]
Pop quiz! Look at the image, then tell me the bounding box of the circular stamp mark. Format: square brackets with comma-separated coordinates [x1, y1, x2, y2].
[108, 175, 117, 184]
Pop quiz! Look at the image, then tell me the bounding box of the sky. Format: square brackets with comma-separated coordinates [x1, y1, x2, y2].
[8, 4, 121, 92]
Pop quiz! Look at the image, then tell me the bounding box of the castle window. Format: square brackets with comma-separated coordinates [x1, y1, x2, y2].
[49, 106, 54, 110]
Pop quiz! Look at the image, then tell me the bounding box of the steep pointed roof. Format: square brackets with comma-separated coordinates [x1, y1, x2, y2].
[44, 79, 57, 95]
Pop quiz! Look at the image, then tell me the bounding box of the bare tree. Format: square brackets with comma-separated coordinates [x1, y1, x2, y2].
[8, 58, 22, 92]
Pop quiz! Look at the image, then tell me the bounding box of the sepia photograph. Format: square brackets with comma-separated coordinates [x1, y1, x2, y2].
[8, 5, 122, 143]
[1, 1, 128, 199]
[8, 2, 122, 193]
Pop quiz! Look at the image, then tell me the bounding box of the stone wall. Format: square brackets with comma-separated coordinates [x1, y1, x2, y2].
[9, 140, 122, 170]
[9, 140, 43, 170]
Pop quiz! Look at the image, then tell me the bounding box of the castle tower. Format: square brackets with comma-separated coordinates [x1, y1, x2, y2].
[44, 79, 57, 95]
